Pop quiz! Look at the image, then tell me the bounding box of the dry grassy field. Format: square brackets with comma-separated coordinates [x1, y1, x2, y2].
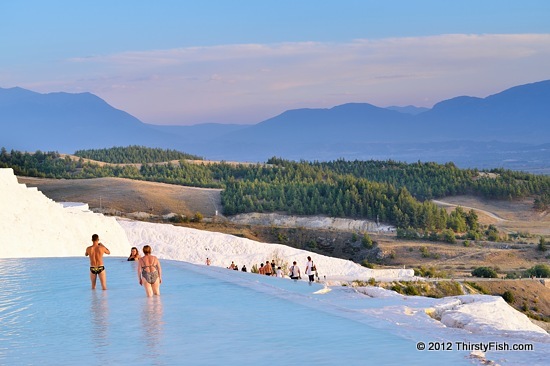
[434, 195, 550, 236]
[18, 176, 222, 217]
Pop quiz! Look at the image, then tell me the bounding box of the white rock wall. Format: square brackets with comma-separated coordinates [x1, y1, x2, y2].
[0, 168, 130, 258]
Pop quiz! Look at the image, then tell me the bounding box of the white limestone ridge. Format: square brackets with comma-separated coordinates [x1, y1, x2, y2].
[0, 168, 130, 258]
[119, 219, 415, 281]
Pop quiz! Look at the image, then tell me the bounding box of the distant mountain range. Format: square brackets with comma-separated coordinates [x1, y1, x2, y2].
[1, 80, 549, 172]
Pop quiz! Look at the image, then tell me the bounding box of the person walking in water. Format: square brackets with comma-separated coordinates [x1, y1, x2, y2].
[85, 234, 110, 290]
[289, 261, 301, 280]
[138, 245, 162, 297]
[305, 256, 315, 284]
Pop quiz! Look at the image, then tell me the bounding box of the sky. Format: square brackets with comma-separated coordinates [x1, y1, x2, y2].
[1, 1, 550, 125]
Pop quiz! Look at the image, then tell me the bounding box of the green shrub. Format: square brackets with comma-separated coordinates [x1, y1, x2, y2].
[538, 237, 547, 252]
[169, 214, 185, 223]
[486, 225, 500, 241]
[466, 282, 489, 294]
[502, 290, 515, 304]
[307, 240, 317, 248]
[361, 260, 375, 269]
[420, 246, 430, 258]
[466, 230, 481, 241]
[525, 264, 550, 278]
[437, 281, 464, 297]
[428, 231, 439, 241]
[391, 285, 403, 294]
[361, 233, 374, 249]
[396, 227, 420, 240]
[192, 212, 203, 222]
[414, 266, 448, 278]
[442, 229, 456, 244]
[403, 284, 420, 296]
[471, 267, 498, 278]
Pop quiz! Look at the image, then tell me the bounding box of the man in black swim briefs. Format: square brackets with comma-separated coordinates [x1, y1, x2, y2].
[85, 234, 110, 290]
[90, 266, 105, 274]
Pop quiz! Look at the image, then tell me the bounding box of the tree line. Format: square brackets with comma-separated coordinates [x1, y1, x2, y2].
[2, 146, 549, 237]
[74, 146, 203, 163]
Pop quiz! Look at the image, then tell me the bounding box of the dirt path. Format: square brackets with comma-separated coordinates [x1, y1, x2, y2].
[433, 196, 550, 236]
[432, 199, 506, 221]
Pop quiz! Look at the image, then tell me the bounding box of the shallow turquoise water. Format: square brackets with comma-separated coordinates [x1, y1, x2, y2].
[0, 257, 472, 365]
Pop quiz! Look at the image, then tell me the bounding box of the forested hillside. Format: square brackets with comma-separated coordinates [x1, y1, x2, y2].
[2, 146, 549, 238]
[74, 146, 203, 163]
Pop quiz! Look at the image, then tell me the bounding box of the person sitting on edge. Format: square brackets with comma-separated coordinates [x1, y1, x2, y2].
[228, 261, 236, 270]
[241, 265, 247, 272]
[85, 234, 110, 290]
[127, 247, 140, 261]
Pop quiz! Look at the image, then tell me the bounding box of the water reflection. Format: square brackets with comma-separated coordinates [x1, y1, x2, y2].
[140, 296, 164, 361]
[0, 259, 29, 358]
[90, 290, 109, 352]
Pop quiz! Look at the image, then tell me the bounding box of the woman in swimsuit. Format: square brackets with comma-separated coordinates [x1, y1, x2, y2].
[137, 245, 162, 297]
[127, 247, 140, 261]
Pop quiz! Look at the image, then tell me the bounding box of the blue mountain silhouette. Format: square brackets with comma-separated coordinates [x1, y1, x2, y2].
[1, 80, 548, 170]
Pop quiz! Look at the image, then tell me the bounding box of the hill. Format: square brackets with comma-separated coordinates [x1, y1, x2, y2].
[1, 80, 549, 170]
[203, 80, 550, 165]
[419, 80, 550, 142]
[18, 175, 222, 218]
[0, 87, 182, 152]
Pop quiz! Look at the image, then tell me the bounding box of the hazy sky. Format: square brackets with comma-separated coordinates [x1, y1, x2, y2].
[1, 1, 550, 125]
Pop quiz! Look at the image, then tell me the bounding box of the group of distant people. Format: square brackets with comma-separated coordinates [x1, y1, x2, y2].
[225, 260, 243, 271]
[292, 256, 318, 283]
[85, 234, 162, 297]
[208, 255, 318, 283]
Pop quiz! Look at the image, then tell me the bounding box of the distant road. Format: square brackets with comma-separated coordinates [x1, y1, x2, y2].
[423, 277, 545, 283]
[432, 199, 506, 221]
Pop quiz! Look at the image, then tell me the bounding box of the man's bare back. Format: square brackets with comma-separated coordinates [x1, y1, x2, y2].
[85, 234, 110, 290]
[86, 243, 109, 266]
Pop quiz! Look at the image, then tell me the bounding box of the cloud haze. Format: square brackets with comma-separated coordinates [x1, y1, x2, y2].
[13, 34, 550, 125]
